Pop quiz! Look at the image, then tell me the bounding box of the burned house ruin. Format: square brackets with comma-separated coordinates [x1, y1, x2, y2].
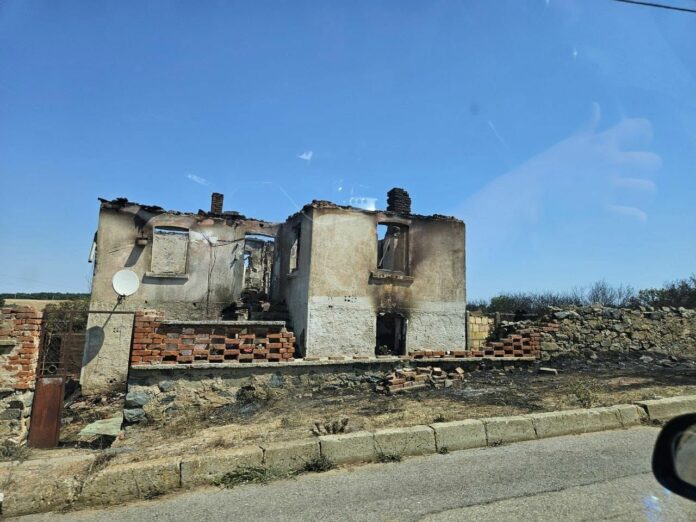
[80, 189, 467, 393]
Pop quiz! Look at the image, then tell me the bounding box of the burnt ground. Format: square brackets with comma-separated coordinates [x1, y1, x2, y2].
[82, 351, 696, 464]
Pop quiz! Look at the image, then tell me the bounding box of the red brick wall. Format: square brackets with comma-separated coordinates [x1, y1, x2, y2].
[130, 310, 296, 366]
[1, 306, 43, 391]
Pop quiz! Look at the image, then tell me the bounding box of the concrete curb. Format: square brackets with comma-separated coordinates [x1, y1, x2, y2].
[374, 425, 437, 457]
[319, 431, 377, 464]
[77, 456, 181, 508]
[635, 396, 696, 421]
[4, 395, 695, 517]
[181, 446, 263, 488]
[428, 419, 486, 452]
[261, 439, 320, 471]
[483, 415, 536, 444]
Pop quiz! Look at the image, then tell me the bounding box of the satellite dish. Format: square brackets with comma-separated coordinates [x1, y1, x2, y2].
[112, 269, 140, 297]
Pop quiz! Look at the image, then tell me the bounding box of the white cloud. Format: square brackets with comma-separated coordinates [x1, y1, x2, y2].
[297, 151, 313, 163]
[607, 205, 648, 223]
[186, 174, 209, 186]
[613, 177, 656, 192]
[454, 103, 660, 248]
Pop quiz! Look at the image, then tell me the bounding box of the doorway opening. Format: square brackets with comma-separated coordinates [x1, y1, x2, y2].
[376, 312, 406, 356]
[242, 233, 275, 296]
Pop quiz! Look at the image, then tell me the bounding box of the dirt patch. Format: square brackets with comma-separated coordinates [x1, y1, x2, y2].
[87, 353, 696, 465]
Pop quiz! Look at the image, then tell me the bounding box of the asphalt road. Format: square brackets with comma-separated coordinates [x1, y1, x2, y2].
[15, 427, 696, 521]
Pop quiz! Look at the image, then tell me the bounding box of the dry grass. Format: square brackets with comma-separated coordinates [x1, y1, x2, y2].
[99, 363, 696, 465]
[0, 440, 31, 462]
[4, 299, 70, 311]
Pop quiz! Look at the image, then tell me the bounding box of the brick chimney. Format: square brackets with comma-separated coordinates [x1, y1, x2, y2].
[386, 188, 411, 214]
[210, 192, 224, 214]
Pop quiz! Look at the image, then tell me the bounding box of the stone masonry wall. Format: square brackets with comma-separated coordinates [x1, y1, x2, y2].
[498, 305, 696, 359]
[0, 306, 42, 443]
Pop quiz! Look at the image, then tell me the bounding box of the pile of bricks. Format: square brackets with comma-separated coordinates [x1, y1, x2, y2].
[471, 329, 541, 358]
[131, 311, 296, 366]
[379, 366, 466, 394]
[0, 306, 42, 391]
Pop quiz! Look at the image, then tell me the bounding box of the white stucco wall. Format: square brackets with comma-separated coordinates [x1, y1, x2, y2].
[301, 206, 467, 357]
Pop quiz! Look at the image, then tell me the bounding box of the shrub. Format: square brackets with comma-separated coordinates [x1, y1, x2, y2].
[377, 452, 402, 463]
[570, 379, 597, 408]
[472, 275, 696, 315]
[0, 440, 31, 462]
[432, 413, 446, 423]
[213, 465, 281, 488]
[638, 275, 696, 309]
[311, 417, 349, 436]
[472, 280, 638, 315]
[301, 455, 335, 473]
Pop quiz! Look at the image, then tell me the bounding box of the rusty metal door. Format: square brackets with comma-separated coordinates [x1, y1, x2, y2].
[27, 377, 65, 448]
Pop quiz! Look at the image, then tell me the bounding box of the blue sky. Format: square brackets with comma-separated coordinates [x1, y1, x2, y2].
[1, 0, 695, 299]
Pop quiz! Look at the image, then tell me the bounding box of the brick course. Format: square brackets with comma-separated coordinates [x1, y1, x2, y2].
[1, 306, 42, 391]
[1, 306, 42, 443]
[130, 311, 296, 366]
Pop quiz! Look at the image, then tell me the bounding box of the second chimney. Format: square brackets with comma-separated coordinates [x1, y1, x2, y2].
[210, 192, 224, 214]
[386, 187, 411, 214]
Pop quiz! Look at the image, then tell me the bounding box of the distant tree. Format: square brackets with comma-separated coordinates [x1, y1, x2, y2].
[43, 299, 89, 334]
[638, 275, 696, 308]
[0, 292, 89, 300]
[472, 280, 639, 315]
[585, 280, 636, 307]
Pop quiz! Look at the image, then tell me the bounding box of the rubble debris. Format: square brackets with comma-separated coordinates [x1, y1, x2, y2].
[378, 366, 467, 394]
[123, 408, 147, 424]
[125, 390, 151, 409]
[78, 413, 124, 438]
[538, 367, 559, 375]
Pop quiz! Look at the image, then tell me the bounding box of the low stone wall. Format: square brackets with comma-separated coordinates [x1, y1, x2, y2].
[0, 306, 42, 443]
[498, 305, 696, 358]
[125, 357, 537, 423]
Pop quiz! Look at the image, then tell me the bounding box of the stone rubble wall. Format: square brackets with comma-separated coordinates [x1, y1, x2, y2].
[496, 305, 696, 359]
[0, 306, 42, 443]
